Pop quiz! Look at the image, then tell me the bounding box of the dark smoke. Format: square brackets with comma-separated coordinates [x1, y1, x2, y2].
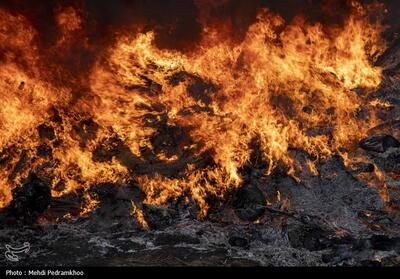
[1, 0, 395, 50]
[0, 0, 203, 87]
[0, 0, 398, 87]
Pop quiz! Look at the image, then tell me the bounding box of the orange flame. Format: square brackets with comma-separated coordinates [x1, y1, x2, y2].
[0, 2, 390, 219]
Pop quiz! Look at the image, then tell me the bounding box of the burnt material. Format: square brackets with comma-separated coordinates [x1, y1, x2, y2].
[73, 118, 99, 145]
[233, 183, 266, 222]
[0, 1, 400, 268]
[142, 204, 178, 229]
[359, 135, 400, 153]
[36, 144, 53, 158]
[350, 162, 375, 174]
[37, 124, 56, 141]
[169, 71, 219, 105]
[228, 235, 250, 249]
[286, 221, 326, 251]
[9, 173, 51, 222]
[154, 233, 200, 246]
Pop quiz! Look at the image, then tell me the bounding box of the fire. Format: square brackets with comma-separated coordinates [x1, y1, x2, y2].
[369, 99, 394, 109]
[0, 1, 390, 221]
[306, 160, 319, 177]
[80, 192, 100, 217]
[130, 200, 149, 230]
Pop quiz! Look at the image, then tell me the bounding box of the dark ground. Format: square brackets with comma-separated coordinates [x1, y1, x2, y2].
[1, 136, 400, 266]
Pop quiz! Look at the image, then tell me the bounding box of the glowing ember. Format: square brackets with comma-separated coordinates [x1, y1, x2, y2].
[130, 200, 149, 230]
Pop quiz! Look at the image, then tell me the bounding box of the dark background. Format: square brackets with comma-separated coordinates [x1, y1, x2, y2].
[1, 0, 399, 49]
[0, 0, 398, 86]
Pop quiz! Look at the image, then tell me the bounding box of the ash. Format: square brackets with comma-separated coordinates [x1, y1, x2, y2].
[1, 135, 400, 266]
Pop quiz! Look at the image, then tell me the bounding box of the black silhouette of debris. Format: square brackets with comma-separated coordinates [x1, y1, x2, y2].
[8, 173, 51, 222]
[359, 135, 400, 153]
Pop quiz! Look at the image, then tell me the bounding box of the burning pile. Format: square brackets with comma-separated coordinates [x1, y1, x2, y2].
[0, 0, 394, 224]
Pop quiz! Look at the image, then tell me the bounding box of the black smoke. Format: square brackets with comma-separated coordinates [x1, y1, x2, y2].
[1, 0, 397, 50]
[0, 0, 397, 85]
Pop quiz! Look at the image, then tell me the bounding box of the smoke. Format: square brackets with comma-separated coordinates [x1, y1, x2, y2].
[1, 0, 394, 48]
[0, 0, 202, 50]
[0, 0, 202, 87]
[0, 0, 395, 87]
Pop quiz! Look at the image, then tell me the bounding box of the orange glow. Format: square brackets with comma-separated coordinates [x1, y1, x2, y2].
[0, 1, 392, 220]
[130, 200, 149, 230]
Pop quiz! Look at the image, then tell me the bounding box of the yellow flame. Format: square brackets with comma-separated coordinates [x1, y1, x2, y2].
[0, 3, 390, 219]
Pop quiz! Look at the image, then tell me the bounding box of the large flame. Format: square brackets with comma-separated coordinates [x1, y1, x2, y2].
[0, 1, 388, 219]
